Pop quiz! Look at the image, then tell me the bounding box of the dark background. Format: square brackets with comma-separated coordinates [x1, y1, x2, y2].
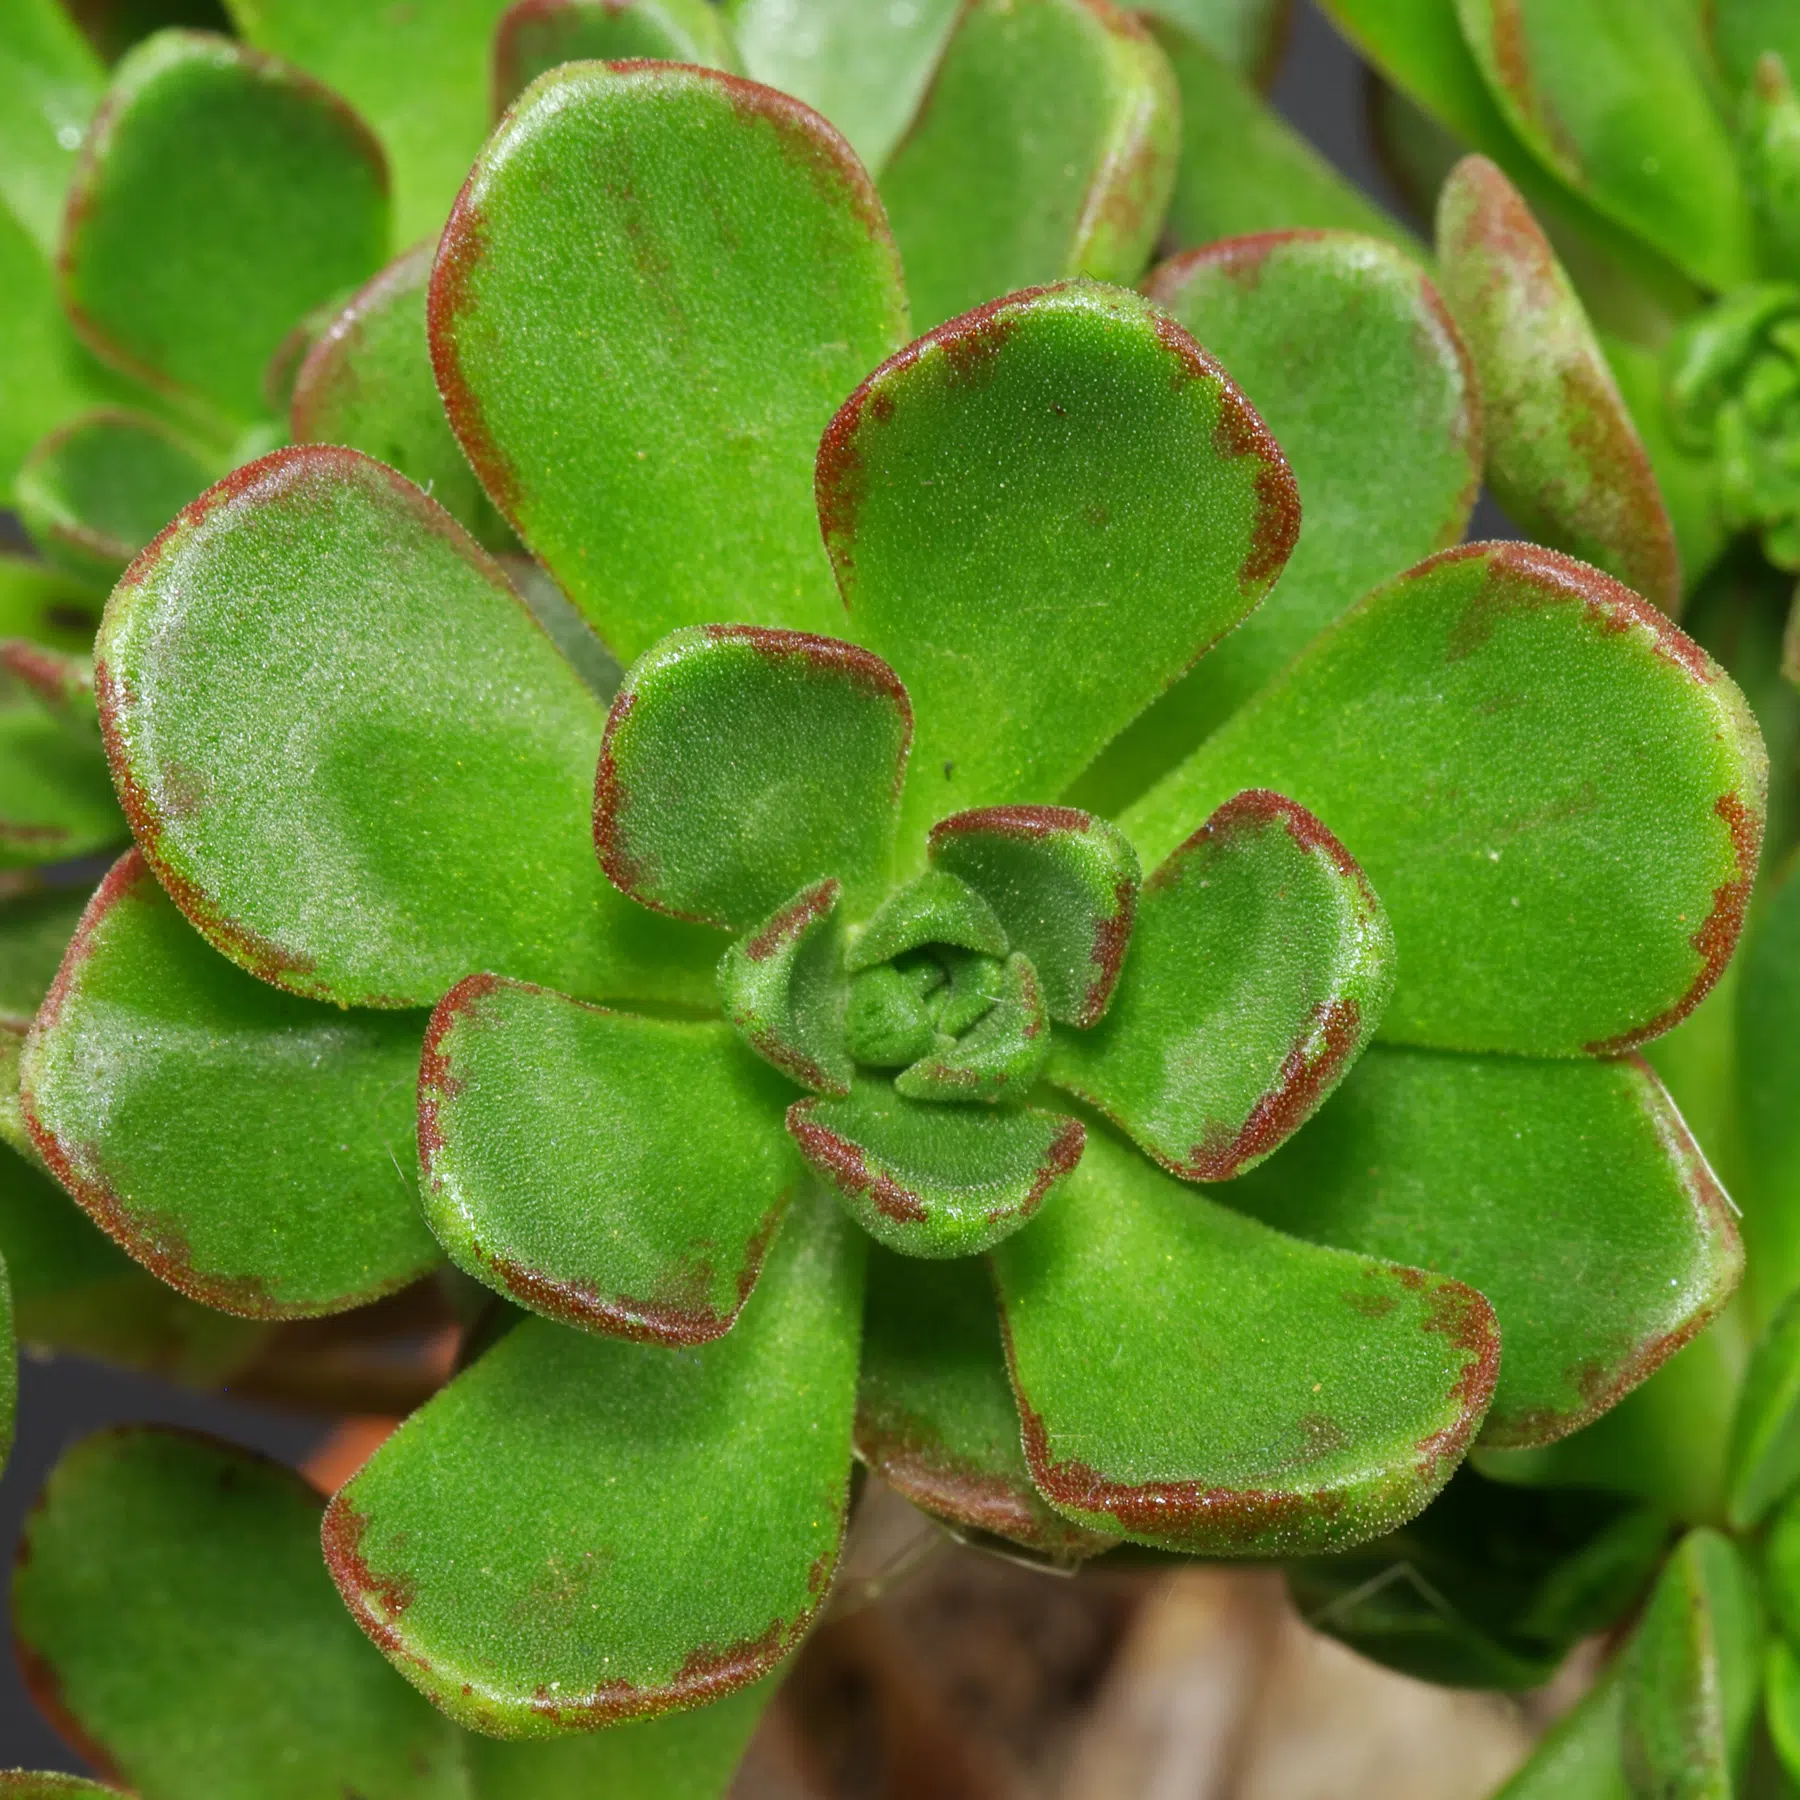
[0, 3, 1431, 1768]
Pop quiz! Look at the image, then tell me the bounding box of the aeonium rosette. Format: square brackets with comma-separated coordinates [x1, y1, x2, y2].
[8, 62, 1760, 1744]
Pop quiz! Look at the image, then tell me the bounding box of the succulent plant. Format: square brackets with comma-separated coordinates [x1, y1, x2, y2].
[0, 30, 1771, 1786]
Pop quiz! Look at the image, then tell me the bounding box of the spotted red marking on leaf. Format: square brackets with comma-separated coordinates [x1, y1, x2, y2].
[1484, 0, 1582, 174]
[415, 971, 499, 1167]
[322, 1492, 428, 1670]
[785, 1104, 928, 1223]
[1143, 229, 1329, 301]
[701, 625, 913, 729]
[1585, 790, 1761, 1055]
[13, 1633, 128, 1785]
[929, 803, 1095, 842]
[1413, 1276, 1500, 1479]
[1179, 787, 1360, 881]
[853, 1403, 1111, 1558]
[290, 246, 426, 444]
[744, 878, 840, 963]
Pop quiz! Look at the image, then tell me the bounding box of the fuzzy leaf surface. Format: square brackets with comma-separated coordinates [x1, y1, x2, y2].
[877, 0, 1179, 330]
[419, 975, 803, 1343]
[16, 409, 216, 588]
[725, 0, 958, 174]
[494, 0, 740, 115]
[820, 281, 1298, 853]
[1051, 789, 1391, 1180]
[12, 1426, 467, 1797]
[991, 1124, 1498, 1555]
[788, 1079, 1083, 1257]
[0, 1779, 125, 1797]
[98, 446, 716, 1009]
[1622, 1529, 1762, 1800]
[1452, 0, 1750, 292]
[223, 0, 510, 243]
[326, 1185, 863, 1737]
[22, 853, 439, 1318]
[1436, 157, 1680, 616]
[720, 879, 852, 1096]
[1078, 229, 1477, 810]
[61, 31, 389, 425]
[1125, 543, 1766, 1056]
[290, 246, 512, 550]
[595, 626, 910, 930]
[430, 61, 908, 663]
[856, 1247, 1114, 1559]
[1228, 1045, 1742, 1448]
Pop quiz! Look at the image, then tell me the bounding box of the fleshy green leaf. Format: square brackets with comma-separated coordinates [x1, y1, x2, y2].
[1152, 25, 1422, 255]
[876, 0, 1179, 330]
[788, 1079, 1083, 1257]
[1739, 850, 1800, 1315]
[596, 626, 911, 930]
[819, 281, 1299, 854]
[725, 0, 959, 175]
[0, 883, 90, 1024]
[1742, 52, 1800, 284]
[326, 1184, 863, 1736]
[290, 245, 513, 550]
[846, 869, 1008, 972]
[16, 409, 216, 588]
[0, 642, 122, 871]
[222, 0, 510, 244]
[1717, 1, 1800, 100]
[856, 1246, 1115, 1560]
[991, 1123, 1498, 1554]
[720, 878, 852, 1096]
[465, 1680, 772, 1799]
[1229, 1045, 1743, 1449]
[61, 30, 390, 427]
[1451, 0, 1751, 292]
[1051, 789, 1391, 1180]
[1770, 1637, 1800, 1789]
[1076, 228, 1478, 811]
[0, 1778, 125, 1797]
[494, 0, 740, 116]
[419, 974, 803, 1343]
[0, 554, 104, 656]
[1288, 1469, 1669, 1690]
[927, 805, 1138, 1027]
[98, 445, 717, 1009]
[1124, 542, 1767, 1057]
[0, 0, 105, 254]
[1622, 1529, 1762, 1799]
[429, 60, 908, 662]
[1490, 1669, 1630, 1799]
[1726, 1287, 1800, 1528]
[1436, 157, 1681, 617]
[892, 952, 1050, 1105]
[12, 1426, 468, 1795]
[1136, 0, 1289, 84]
[22, 852, 441, 1318]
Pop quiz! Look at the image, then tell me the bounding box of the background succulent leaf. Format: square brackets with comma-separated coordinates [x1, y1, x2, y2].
[724, 0, 960, 175]
[1075, 229, 1479, 813]
[21, 852, 442, 1318]
[0, 0, 105, 254]
[1125, 542, 1767, 1057]
[16, 408, 218, 588]
[1436, 155, 1683, 618]
[1741, 52, 1800, 285]
[788, 1079, 1083, 1258]
[855, 1246, 1117, 1560]
[61, 30, 390, 429]
[1738, 850, 1800, 1317]
[1716, 0, 1800, 102]
[595, 626, 911, 930]
[493, 0, 741, 117]
[0, 553, 104, 656]
[326, 1185, 863, 1737]
[1726, 1286, 1800, 1528]
[429, 60, 908, 663]
[1622, 1528, 1762, 1799]
[1490, 1668, 1631, 1798]
[98, 445, 718, 1009]
[289, 245, 515, 552]
[418, 974, 804, 1344]
[1288, 1468, 1670, 1690]
[221, 0, 511, 244]
[1050, 788, 1390, 1181]
[819, 280, 1299, 853]
[1452, 0, 1752, 293]
[1227, 1045, 1743, 1449]
[0, 646, 122, 871]
[991, 1123, 1499, 1556]
[1135, 0, 1292, 87]
[1151, 25, 1422, 256]
[12, 1426, 469, 1797]
[926, 806, 1138, 1028]
[0, 884, 92, 1024]
[876, 0, 1179, 330]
